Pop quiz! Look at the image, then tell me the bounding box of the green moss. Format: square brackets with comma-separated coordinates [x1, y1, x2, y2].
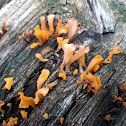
[108, 1, 118, 10]
[101, 49, 109, 60]
[42, 0, 89, 27]
[5, 51, 28, 74]
[12, 52, 17, 57]
[24, 58, 31, 64]
[45, 0, 60, 5]
[109, 1, 126, 23]
[107, 63, 114, 70]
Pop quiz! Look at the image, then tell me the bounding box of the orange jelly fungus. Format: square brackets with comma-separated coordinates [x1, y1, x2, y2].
[73, 69, 78, 76]
[37, 69, 50, 90]
[114, 95, 126, 107]
[0, 21, 7, 38]
[59, 43, 76, 72]
[26, 30, 34, 38]
[59, 72, 66, 80]
[47, 14, 55, 36]
[35, 53, 48, 62]
[76, 79, 81, 84]
[103, 45, 123, 64]
[44, 113, 48, 120]
[65, 46, 90, 72]
[20, 110, 28, 119]
[114, 95, 123, 102]
[2, 77, 13, 91]
[7, 117, 18, 126]
[55, 37, 69, 52]
[66, 18, 78, 40]
[85, 55, 103, 73]
[53, 19, 63, 37]
[18, 34, 29, 43]
[81, 73, 102, 94]
[2, 120, 7, 126]
[19, 30, 34, 44]
[18, 92, 35, 108]
[60, 117, 64, 125]
[105, 114, 113, 121]
[30, 42, 40, 48]
[0, 100, 5, 114]
[30, 15, 55, 48]
[46, 79, 58, 89]
[34, 87, 49, 104]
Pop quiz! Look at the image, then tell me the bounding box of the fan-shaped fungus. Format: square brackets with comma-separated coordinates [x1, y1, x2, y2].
[59, 43, 76, 73]
[18, 92, 35, 108]
[53, 19, 63, 37]
[40, 16, 48, 32]
[7, 117, 18, 126]
[103, 45, 123, 64]
[55, 37, 69, 52]
[19, 30, 34, 44]
[44, 113, 48, 120]
[33, 25, 49, 46]
[59, 72, 66, 80]
[34, 87, 49, 104]
[2, 120, 7, 126]
[35, 53, 48, 62]
[2, 77, 13, 91]
[37, 69, 50, 90]
[114, 95, 123, 102]
[85, 55, 103, 73]
[73, 69, 78, 76]
[47, 14, 55, 36]
[60, 117, 64, 125]
[20, 110, 28, 119]
[114, 95, 126, 107]
[0, 100, 5, 114]
[46, 79, 58, 89]
[2, 118, 18, 126]
[81, 73, 102, 94]
[65, 46, 90, 72]
[66, 18, 78, 40]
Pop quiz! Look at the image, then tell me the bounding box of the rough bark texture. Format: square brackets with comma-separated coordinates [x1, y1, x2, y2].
[0, 0, 126, 126]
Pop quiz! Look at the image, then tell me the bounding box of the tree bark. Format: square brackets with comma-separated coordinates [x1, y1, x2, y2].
[0, 0, 126, 126]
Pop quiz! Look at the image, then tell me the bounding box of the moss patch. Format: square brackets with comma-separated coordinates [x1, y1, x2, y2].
[5, 51, 29, 74]
[108, 0, 126, 23]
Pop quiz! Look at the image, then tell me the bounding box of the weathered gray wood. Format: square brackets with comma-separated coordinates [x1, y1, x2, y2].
[0, 0, 126, 126]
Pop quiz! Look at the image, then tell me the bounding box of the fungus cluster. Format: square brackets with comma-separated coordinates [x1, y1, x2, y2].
[114, 81, 126, 106]
[34, 87, 49, 104]
[18, 30, 34, 44]
[81, 73, 102, 94]
[85, 55, 103, 73]
[103, 45, 123, 64]
[1, 14, 124, 126]
[3, 117, 18, 126]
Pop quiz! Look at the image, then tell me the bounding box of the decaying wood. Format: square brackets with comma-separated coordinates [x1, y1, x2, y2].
[0, 0, 126, 126]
